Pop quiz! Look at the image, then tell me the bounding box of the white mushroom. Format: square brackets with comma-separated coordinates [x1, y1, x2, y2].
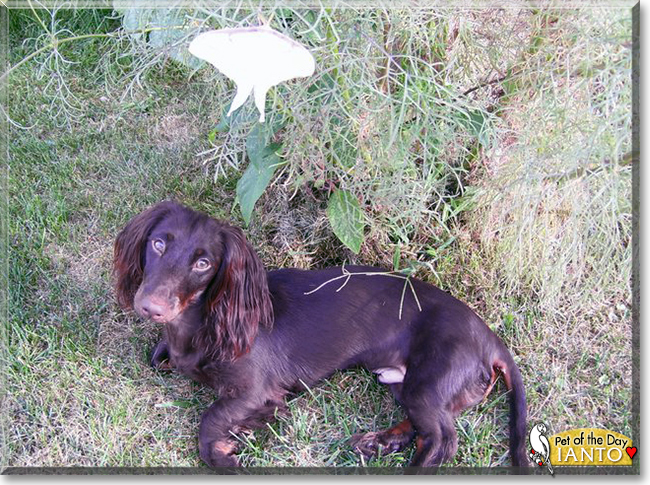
[189, 26, 316, 122]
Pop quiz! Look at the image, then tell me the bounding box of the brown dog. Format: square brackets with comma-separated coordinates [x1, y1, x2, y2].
[114, 201, 528, 469]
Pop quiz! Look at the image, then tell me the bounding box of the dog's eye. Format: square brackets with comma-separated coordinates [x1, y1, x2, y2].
[193, 258, 211, 271]
[152, 239, 165, 254]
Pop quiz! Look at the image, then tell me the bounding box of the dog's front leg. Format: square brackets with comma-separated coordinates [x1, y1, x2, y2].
[198, 397, 253, 468]
[150, 340, 174, 370]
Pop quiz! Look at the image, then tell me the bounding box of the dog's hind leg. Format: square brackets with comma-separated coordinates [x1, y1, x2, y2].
[349, 374, 417, 460]
[408, 410, 458, 467]
[401, 363, 492, 469]
[350, 419, 416, 459]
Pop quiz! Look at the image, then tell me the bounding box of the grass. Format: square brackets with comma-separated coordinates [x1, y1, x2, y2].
[3, 4, 635, 472]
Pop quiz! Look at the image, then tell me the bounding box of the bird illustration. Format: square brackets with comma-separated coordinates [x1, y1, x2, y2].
[529, 423, 554, 475]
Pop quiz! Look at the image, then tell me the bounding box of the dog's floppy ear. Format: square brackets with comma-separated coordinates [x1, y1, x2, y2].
[113, 201, 177, 309]
[201, 224, 273, 361]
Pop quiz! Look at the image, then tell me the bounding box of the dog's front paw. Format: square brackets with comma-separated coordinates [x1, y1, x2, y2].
[150, 340, 173, 370]
[199, 439, 240, 468]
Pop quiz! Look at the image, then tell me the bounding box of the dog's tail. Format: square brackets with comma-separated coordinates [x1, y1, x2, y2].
[494, 347, 529, 470]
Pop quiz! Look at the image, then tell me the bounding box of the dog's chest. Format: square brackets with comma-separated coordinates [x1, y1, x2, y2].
[169, 347, 212, 382]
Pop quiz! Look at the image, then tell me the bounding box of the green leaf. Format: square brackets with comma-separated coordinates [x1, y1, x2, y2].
[214, 102, 260, 134]
[114, 4, 202, 69]
[458, 109, 490, 146]
[327, 189, 365, 254]
[393, 244, 401, 271]
[235, 125, 282, 225]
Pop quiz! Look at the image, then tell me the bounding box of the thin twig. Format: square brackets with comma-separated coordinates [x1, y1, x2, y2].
[336, 273, 352, 292]
[406, 278, 423, 312]
[461, 74, 509, 97]
[304, 264, 423, 320]
[399, 278, 408, 320]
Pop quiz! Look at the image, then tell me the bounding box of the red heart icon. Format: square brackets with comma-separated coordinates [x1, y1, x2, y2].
[626, 447, 637, 459]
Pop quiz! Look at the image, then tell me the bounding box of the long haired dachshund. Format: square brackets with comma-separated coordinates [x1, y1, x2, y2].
[113, 201, 528, 469]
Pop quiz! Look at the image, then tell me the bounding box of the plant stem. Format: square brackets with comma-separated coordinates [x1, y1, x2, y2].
[1, 27, 186, 82]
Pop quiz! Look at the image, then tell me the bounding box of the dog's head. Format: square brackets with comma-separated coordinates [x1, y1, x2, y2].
[113, 201, 273, 360]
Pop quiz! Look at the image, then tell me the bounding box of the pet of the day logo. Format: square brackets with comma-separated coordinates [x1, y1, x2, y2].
[529, 423, 635, 473]
[529, 423, 554, 475]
